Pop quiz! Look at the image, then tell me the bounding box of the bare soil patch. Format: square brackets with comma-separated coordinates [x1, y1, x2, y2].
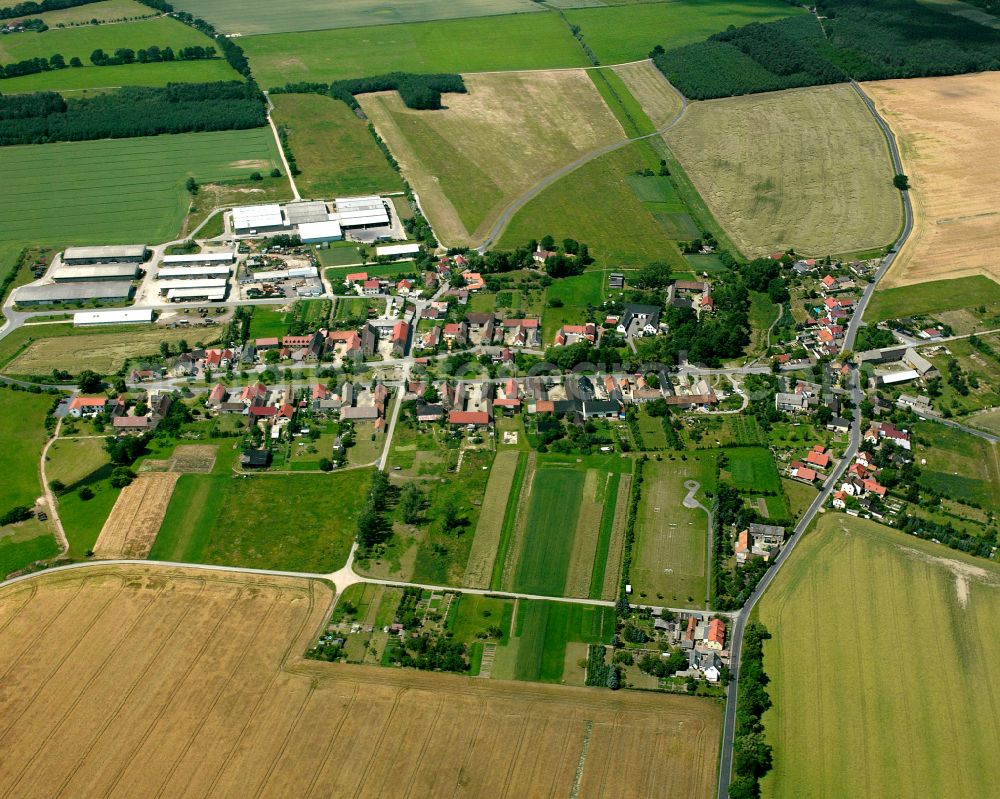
[864, 73, 1000, 287]
[0, 565, 722, 798]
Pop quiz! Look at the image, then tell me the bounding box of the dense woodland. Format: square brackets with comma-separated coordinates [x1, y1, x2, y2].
[273, 72, 467, 111]
[0, 81, 266, 146]
[657, 0, 1000, 99]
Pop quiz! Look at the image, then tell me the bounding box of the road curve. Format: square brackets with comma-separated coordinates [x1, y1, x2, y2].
[717, 81, 914, 799]
[475, 62, 688, 253]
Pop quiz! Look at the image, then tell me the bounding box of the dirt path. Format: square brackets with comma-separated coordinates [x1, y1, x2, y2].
[37, 419, 68, 557]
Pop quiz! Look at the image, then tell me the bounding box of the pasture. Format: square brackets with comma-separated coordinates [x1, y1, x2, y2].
[564, 0, 804, 64]
[631, 453, 715, 606]
[270, 93, 403, 198]
[150, 469, 368, 572]
[912, 421, 1000, 508]
[169, 0, 543, 35]
[0, 129, 282, 250]
[44, 436, 109, 488]
[665, 84, 901, 258]
[865, 274, 1000, 322]
[0, 59, 240, 94]
[361, 70, 625, 247]
[497, 142, 681, 268]
[28, 0, 156, 26]
[864, 73, 1000, 288]
[2, 327, 207, 376]
[0, 566, 722, 799]
[0, 16, 212, 63]
[242, 14, 587, 87]
[759, 515, 1000, 798]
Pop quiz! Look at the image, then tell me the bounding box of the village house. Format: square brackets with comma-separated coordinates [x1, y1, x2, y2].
[68, 396, 107, 418]
[617, 304, 660, 338]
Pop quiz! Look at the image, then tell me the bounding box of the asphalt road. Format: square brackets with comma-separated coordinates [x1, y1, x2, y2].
[716, 81, 914, 798]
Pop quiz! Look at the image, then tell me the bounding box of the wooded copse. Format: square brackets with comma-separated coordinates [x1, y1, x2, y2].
[90, 44, 216, 66]
[656, 0, 1000, 100]
[0, 81, 266, 146]
[271, 72, 467, 111]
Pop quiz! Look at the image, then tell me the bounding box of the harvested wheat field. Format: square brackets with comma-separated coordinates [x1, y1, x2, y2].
[139, 444, 218, 473]
[92, 472, 180, 559]
[665, 84, 901, 258]
[864, 73, 1000, 288]
[360, 70, 626, 247]
[613, 60, 683, 129]
[0, 566, 722, 798]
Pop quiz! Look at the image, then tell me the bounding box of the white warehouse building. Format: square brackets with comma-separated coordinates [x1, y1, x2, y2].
[232, 204, 285, 233]
[74, 309, 154, 326]
[298, 220, 343, 243]
[161, 252, 235, 267]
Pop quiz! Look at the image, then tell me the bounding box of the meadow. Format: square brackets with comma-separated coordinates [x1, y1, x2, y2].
[360, 70, 625, 247]
[0, 389, 58, 578]
[0, 59, 240, 94]
[865, 73, 1000, 288]
[2, 326, 207, 376]
[865, 274, 1000, 322]
[497, 142, 682, 268]
[665, 84, 902, 258]
[150, 469, 370, 572]
[913, 421, 1000, 508]
[242, 14, 587, 87]
[759, 515, 1000, 798]
[631, 453, 716, 606]
[0, 565, 722, 798]
[27, 0, 155, 26]
[564, 0, 804, 64]
[271, 93, 403, 198]
[169, 0, 542, 35]
[0, 129, 282, 251]
[464, 450, 523, 589]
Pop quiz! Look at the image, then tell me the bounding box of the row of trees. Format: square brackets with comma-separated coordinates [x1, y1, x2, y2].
[89, 44, 216, 66]
[0, 0, 100, 20]
[0, 81, 266, 146]
[272, 72, 467, 111]
[729, 621, 773, 799]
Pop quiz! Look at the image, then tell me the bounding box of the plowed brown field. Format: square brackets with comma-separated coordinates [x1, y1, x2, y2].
[0, 566, 722, 798]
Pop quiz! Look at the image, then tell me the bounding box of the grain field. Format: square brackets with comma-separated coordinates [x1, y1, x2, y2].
[92, 472, 180, 559]
[564, 469, 604, 597]
[601, 473, 631, 600]
[463, 450, 520, 588]
[0, 565, 722, 798]
[613, 60, 683, 129]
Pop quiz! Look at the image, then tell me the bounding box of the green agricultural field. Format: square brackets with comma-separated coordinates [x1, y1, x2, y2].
[150, 470, 369, 572]
[29, 0, 156, 26]
[631, 453, 716, 606]
[0, 129, 282, 251]
[270, 93, 403, 198]
[865, 275, 1000, 322]
[241, 14, 587, 87]
[665, 84, 902, 258]
[0, 388, 58, 578]
[759, 514, 1000, 798]
[722, 446, 781, 493]
[361, 70, 625, 247]
[497, 142, 682, 269]
[0, 16, 214, 63]
[512, 466, 585, 596]
[449, 594, 515, 646]
[44, 436, 110, 488]
[492, 599, 615, 683]
[170, 0, 543, 35]
[913, 421, 1000, 508]
[0, 59, 240, 94]
[565, 0, 804, 64]
[541, 270, 608, 343]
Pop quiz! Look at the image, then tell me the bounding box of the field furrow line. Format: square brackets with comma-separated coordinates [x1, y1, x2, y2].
[150, 584, 281, 799]
[349, 688, 405, 799]
[50, 581, 209, 799]
[302, 683, 362, 799]
[0, 581, 37, 637]
[497, 714, 531, 799]
[400, 694, 446, 799]
[251, 683, 318, 799]
[446, 700, 489, 799]
[593, 715, 623, 799]
[0, 583, 167, 799]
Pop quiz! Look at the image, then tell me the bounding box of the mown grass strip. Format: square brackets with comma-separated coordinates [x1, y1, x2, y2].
[588, 472, 620, 599]
[489, 450, 528, 590]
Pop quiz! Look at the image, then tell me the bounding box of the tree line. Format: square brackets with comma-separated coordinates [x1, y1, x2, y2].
[0, 0, 100, 20]
[89, 44, 216, 66]
[271, 72, 467, 112]
[655, 0, 1000, 100]
[0, 81, 266, 146]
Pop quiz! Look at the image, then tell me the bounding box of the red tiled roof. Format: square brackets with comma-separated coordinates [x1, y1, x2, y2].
[448, 411, 489, 425]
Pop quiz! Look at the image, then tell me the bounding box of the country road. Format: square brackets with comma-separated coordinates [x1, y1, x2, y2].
[716, 79, 914, 799]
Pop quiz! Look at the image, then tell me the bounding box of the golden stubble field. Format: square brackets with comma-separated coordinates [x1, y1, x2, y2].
[665, 84, 902, 258]
[360, 70, 627, 247]
[864, 73, 1000, 288]
[0, 566, 722, 798]
[92, 472, 180, 559]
